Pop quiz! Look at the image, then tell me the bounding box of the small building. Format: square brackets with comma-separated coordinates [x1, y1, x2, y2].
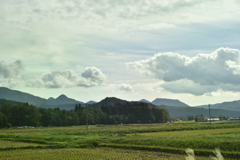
[14, 126, 34, 129]
[207, 118, 220, 121]
[229, 117, 240, 121]
[197, 117, 205, 122]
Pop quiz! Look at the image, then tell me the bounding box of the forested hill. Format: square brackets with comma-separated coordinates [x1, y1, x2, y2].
[88, 97, 155, 109]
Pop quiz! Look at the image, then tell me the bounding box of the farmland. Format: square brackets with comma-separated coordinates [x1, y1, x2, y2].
[0, 122, 240, 159]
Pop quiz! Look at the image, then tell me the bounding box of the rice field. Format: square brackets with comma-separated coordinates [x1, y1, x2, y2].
[0, 140, 45, 149]
[0, 122, 239, 159]
[0, 148, 222, 160]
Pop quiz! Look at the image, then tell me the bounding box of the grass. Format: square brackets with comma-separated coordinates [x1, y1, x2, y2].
[0, 122, 239, 159]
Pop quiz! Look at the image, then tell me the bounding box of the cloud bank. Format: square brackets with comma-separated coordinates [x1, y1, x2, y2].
[27, 67, 105, 88]
[128, 48, 240, 95]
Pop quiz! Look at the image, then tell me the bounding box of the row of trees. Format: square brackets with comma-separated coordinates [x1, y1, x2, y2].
[0, 102, 169, 128]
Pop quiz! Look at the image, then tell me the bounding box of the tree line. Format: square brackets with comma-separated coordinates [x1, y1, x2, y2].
[0, 101, 169, 128]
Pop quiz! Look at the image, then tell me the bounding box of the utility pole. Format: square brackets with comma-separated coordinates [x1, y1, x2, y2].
[86, 103, 88, 130]
[209, 104, 211, 125]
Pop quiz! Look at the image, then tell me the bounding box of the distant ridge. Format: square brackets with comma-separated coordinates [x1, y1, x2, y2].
[152, 98, 189, 107]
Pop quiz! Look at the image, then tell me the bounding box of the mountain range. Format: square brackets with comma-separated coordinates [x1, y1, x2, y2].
[0, 87, 84, 110]
[0, 87, 240, 117]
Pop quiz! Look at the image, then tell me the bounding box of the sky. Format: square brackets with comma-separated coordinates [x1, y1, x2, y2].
[0, 0, 240, 106]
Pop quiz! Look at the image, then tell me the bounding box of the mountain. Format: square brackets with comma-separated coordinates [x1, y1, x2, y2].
[195, 100, 240, 112]
[139, 99, 151, 103]
[0, 87, 84, 110]
[39, 94, 85, 110]
[45, 94, 83, 105]
[152, 98, 189, 107]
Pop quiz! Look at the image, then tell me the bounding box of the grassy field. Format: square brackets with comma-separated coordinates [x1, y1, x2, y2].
[0, 121, 239, 159]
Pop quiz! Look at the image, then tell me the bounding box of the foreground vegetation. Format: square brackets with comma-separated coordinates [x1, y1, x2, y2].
[0, 122, 240, 159]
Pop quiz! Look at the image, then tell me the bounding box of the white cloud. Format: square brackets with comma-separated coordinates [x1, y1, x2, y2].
[107, 83, 134, 95]
[27, 67, 105, 88]
[0, 59, 24, 78]
[81, 67, 105, 84]
[0, 59, 24, 88]
[106, 53, 114, 56]
[161, 80, 219, 96]
[128, 48, 240, 95]
[116, 83, 134, 92]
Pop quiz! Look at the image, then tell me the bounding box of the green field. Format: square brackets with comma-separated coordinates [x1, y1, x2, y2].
[0, 122, 239, 159]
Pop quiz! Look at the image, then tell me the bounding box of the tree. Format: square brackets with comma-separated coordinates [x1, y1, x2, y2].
[74, 104, 79, 112]
[67, 112, 79, 125]
[0, 111, 11, 128]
